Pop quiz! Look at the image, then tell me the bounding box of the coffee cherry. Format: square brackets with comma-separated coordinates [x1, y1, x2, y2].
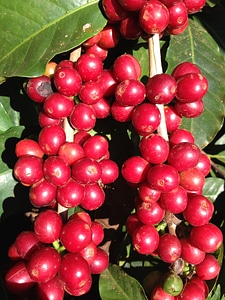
[27, 247, 61, 283]
[119, 13, 142, 40]
[115, 79, 146, 106]
[139, 0, 169, 34]
[181, 238, 205, 265]
[57, 178, 84, 208]
[58, 141, 85, 165]
[183, 0, 206, 14]
[98, 69, 118, 97]
[139, 134, 169, 164]
[178, 282, 205, 300]
[26, 75, 53, 103]
[157, 233, 181, 263]
[102, 0, 128, 22]
[65, 276, 92, 296]
[84, 43, 108, 61]
[79, 240, 98, 265]
[151, 284, 175, 300]
[43, 156, 71, 186]
[69, 211, 92, 227]
[14, 155, 44, 186]
[132, 224, 159, 254]
[183, 194, 214, 226]
[172, 62, 201, 80]
[91, 97, 111, 119]
[91, 221, 104, 245]
[35, 276, 64, 300]
[132, 103, 161, 136]
[98, 24, 120, 49]
[195, 254, 220, 280]
[81, 183, 105, 210]
[54, 66, 82, 96]
[111, 100, 134, 122]
[168, 142, 201, 171]
[79, 81, 104, 105]
[118, 0, 147, 11]
[60, 219, 92, 252]
[34, 209, 63, 243]
[189, 222, 223, 253]
[15, 139, 44, 158]
[169, 128, 195, 146]
[38, 110, 62, 128]
[195, 152, 211, 176]
[90, 248, 109, 274]
[164, 105, 182, 132]
[83, 32, 101, 47]
[179, 167, 205, 192]
[14, 231, 42, 260]
[72, 157, 102, 184]
[4, 261, 35, 295]
[75, 53, 103, 82]
[167, 2, 188, 29]
[121, 155, 150, 184]
[38, 124, 66, 156]
[146, 73, 177, 105]
[113, 54, 141, 81]
[138, 181, 161, 203]
[126, 213, 142, 235]
[99, 159, 119, 184]
[147, 164, 180, 192]
[70, 103, 96, 132]
[136, 200, 165, 225]
[29, 178, 57, 207]
[175, 99, 204, 118]
[189, 276, 209, 298]
[82, 135, 109, 160]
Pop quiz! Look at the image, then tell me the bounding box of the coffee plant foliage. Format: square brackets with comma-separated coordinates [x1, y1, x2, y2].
[0, 0, 225, 299]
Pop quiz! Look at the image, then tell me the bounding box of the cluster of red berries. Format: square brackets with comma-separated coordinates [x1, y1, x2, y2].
[102, 0, 206, 37]
[122, 64, 222, 300]
[5, 210, 108, 298]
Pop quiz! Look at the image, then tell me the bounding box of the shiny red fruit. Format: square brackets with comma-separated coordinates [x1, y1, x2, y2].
[132, 224, 159, 254]
[15, 139, 44, 158]
[90, 248, 109, 274]
[113, 54, 141, 82]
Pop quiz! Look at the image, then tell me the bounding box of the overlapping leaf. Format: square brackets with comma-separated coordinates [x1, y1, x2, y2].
[99, 264, 148, 300]
[0, 0, 106, 78]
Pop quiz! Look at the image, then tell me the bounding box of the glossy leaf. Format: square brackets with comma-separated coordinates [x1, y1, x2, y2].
[202, 177, 224, 202]
[166, 19, 225, 149]
[99, 264, 148, 300]
[0, 0, 107, 78]
[0, 97, 20, 132]
[210, 151, 225, 164]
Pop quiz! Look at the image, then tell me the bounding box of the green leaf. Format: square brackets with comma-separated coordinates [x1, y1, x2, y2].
[166, 19, 225, 149]
[210, 151, 225, 164]
[202, 177, 224, 202]
[0, 0, 107, 78]
[0, 96, 20, 132]
[99, 264, 148, 300]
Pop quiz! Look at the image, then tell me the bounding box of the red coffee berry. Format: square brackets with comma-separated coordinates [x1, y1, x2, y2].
[26, 75, 53, 103]
[98, 24, 120, 49]
[181, 238, 205, 265]
[119, 13, 142, 40]
[164, 105, 182, 132]
[172, 62, 201, 80]
[81, 183, 105, 210]
[79, 81, 104, 105]
[151, 284, 175, 300]
[79, 240, 98, 265]
[91, 221, 105, 245]
[15, 139, 44, 158]
[98, 69, 118, 97]
[138, 181, 161, 203]
[35, 276, 64, 300]
[58, 141, 85, 165]
[146, 73, 177, 105]
[167, 2, 188, 29]
[136, 200, 165, 225]
[157, 233, 181, 263]
[178, 282, 205, 300]
[195, 152, 211, 176]
[132, 224, 159, 254]
[84, 43, 108, 61]
[113, 54, 141, 81]
[195, 254, 220, 280]
[38, 110, 62, 128]
[118, 0, 147, 11]
[91, 97, 111, 119]
[29, 178, 57, 207]
[111, 100, 135, 122]
[183, 0, 206, 14]
[70, 103, 96, 132]
[169, 128, 195, 146]
[179, 167, 205, 192]
[14, 231, 42, 260]
[90, 248, 109, 274]
[54, 66, 82, 96]
[83, 135, 109, 160]
[72, 157, 102, 184]
[75, 53, 103, 82]
[175, 99, 204, 118]
[102, 0, 128, 22]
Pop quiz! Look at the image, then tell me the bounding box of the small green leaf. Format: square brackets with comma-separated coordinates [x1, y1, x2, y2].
[210, 151, 225, 164]
[202, 177, 224, 202]
[0, 96, 20, 132]
[166, 19, 225, 149]
[0, 0, 107, 77]
[99, 264, 148, 300]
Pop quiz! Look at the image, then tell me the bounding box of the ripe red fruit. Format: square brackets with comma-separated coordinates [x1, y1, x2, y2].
[183, 0, 206, 14]
[177, 282, 205, 300]
[35, 275, 65, 300]
[65, 275, 92, 296]
[167, 2, 188, 29]
[138, 181, 161, 203]
[132, 103, 161, 136]
[85, 43, 108, 61]
[181, 238, 205, 265]
[60, 219, 92, 252]
[111, 100, 134, 122]
[139, 0, 169, 34]
[98, 24, 120, 49]
[69, 211, 92, 227]
[146, 73, 177, 105]
[179, 167, 205, 192]
[115, 79, 146, 106]
[157, 233, 181, 263]
[54, 66, 82, 96]
[119, 13, 142, 40]
[58, 252, 91, 290]
[14, 155, 44, 186]
[91, 221, 105, 245]
[189, 223, 223, 253]
[159, 185, 188, 214]
[151, 284, 175, 300]
[81, 183, 105, 210]
[34, 210, 63, 243]
[164, 105, 182, 132]
[147, 164, 180, 192]
[75, 53, 103, 82]
[195, 152, 211, 176]
[27, 247, 61, 283]
[26, 75, 53, 103]
[4, 261, 35, 295]
[183, 194, 214, 226]
[90, 248, 109, 274]
[58, 141, 85, 165]
[99, 159, 119, 184]
[113, 54, 142, 81]
[169, 128, 195, 146]
[121, 155, 150, 184]
[15, 139, 44, 158]
[91, 97, 111, 119]
[118, 0, 147, 11]
[14, 231, 42, 260]
[70, 103, 96, 132]
[38, 110, 62, 128]
[102, 0, 128, 22]
[98, 69, 118, 97]
[72, 157, 102, 184]
[57, 178, 84, 208]
[43, 92, 74, 118]
[29, 178, 57, 207]
[195, 254, 220, 280]
[168, 142, 201, 171]
[38, 124, 66, 155]
[176, 73, 208, 103]
[132, 224, 159, 254]
[136, 200, 165, 225]
[79, 80, 104, 105]
[172, 62, 201, 80]
[175, 98, 204, 118]
[83, 135, 109, 160]
[139, 134, 169, 164]
[79, 241, 98, 265]
[43, 156, 71, 186]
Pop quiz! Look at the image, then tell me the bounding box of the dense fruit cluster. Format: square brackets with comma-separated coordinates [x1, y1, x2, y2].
[5, 210, 108, 298]
[102, 0, 206, 37]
